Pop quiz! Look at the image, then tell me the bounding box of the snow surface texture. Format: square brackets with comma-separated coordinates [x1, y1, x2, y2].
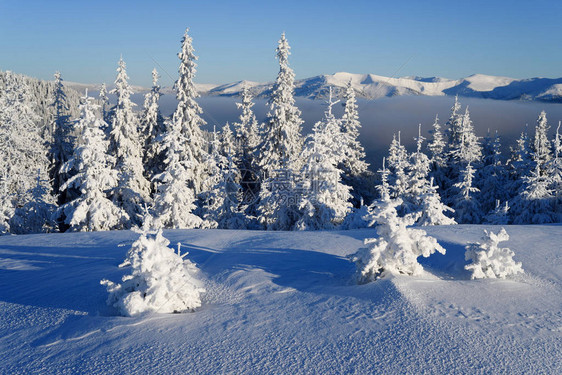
[0, 226, 561, 373]
[464, 227, 524, 279]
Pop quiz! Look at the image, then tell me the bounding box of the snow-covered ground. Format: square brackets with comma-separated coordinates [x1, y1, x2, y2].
[1, 225, 561, 374]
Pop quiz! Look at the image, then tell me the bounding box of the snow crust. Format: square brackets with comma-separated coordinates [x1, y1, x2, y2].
[0, 226, 561, 373]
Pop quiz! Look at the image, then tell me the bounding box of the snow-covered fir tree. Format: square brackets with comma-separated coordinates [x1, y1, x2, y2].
[511, 113, 556, 224]
[232, 86, 261, 214]
[477, 130, 509, 216]
[386, 132, 410, 212]
[451, 163, 482, 224]
[465, 228, 523, 279]
[109, 57, 151, 226]
[257, 33, 305, 229]
[416, 178, 457, 226]
[484, 200, 510, 225]
[350, 194, 446, 282]
[152, 119, 204, 229]
[163, 28, 209, 196]
[511, 163, 556, 224]
[340, 80, 368, 177]
[450, 106, 482, 166]
[0, 71, 50, 230]
[532, 111, 552, 172]
[101, 214, 205, 316]
[339, 80, 371, 205]
[140, 68, 166, 182]
[404, 125, 455, 225]
[200, 128, 245, 229]
[257, 33, 304, 177]
[406, 126, 431, 206]
[445, 95, 463, 154]
[233, 86, 261, 170]
[10, 170, 56, 234]
[49, 71, 74, 204]
[220, 122, 237, 163]
[0, 175, 13, 234]
[57, 92, 128, 231]
[294, 93, 352, 230]
[506, 127, 533, 199]
[549, 122, 562, 218]
[99, 83, 110, 124]
[428, 114, 447, 170]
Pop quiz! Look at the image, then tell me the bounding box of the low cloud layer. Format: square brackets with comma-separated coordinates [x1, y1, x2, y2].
[154, 94, 562, 170]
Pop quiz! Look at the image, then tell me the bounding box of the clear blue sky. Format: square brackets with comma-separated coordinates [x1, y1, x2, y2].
[1, 0, 560, 87]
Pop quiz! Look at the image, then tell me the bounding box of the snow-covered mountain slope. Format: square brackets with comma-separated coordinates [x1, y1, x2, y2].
[1, 226, 561, 373]
[64, 72, 562, 102]
[199, 72, 562, 102]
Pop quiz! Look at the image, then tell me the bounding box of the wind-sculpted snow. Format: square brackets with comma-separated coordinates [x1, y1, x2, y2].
[0, 226, 561, 373]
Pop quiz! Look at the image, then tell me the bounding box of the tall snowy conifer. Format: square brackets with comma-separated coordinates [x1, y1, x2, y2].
[507, 127, 533, 200]
[450, 106, 482, 166]
[295, 92, 352, 230]
[49, 71, 75, 205]
[511, 113, 556, 224]
[428, 114, 446, 169]
[233, 86, 261, 170]
[0, 71, 50, 228]
[10, 170, 56, 234]
[258, 33, 304, 177]
[233, 86, 261, 213]
[257, 33, 305, 229]
[57, 92, 128, 231]
[451, 163, 482, 224]
[340, 80, 368, 177]
[340, 80, 371, 206]
[532, 111, 552, 173]
[163, 28, 209, 196]
[407, 125, 455, 225]
[141, 68, 166, 182]
[549, 122, 562, 218]
[152, 122, 204, 229]
[99, 83, 110, 124]
[200, 128, 245, 229]
[386, 132, 410, 208]
[109, 57, 151, 226]
[445, 95, 463, 151]
[477, 130, 509, 215]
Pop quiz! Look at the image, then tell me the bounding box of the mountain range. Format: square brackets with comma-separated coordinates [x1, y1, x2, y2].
[65, 72, 562, 102]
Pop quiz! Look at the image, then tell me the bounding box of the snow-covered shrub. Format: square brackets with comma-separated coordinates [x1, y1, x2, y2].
[464, 228, 523, 279]
[101, 219, 205, 316]
[350, 196, 446, 282]
[340, 203, 371, 229]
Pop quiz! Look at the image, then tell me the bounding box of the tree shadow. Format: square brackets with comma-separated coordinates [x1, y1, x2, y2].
[417, 241, 472, 280]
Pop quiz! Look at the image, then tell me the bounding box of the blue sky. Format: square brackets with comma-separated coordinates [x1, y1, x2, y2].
[1, 0, 561, 87]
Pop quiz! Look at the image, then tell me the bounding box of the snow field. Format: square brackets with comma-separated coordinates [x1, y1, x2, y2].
[0, 225, 561, 373]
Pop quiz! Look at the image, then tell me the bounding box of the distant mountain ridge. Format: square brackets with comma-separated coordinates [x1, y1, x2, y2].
[64, 72, 562, 102]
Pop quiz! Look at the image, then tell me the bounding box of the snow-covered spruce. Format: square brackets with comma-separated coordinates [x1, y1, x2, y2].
[294, 90, 352, 230]
[168, 28, 209, 196]
[56, 92, 128, 231]
[10, 170, 56, 234]
[464, 228, 523, 279]
[0, 71, 50, 232]
[108, 57, 151, 227]
[257, 33, 305, 230]
[101, 218, 205, 316]
[140, 68, 166, 182]
[350, 196, 446, 282]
